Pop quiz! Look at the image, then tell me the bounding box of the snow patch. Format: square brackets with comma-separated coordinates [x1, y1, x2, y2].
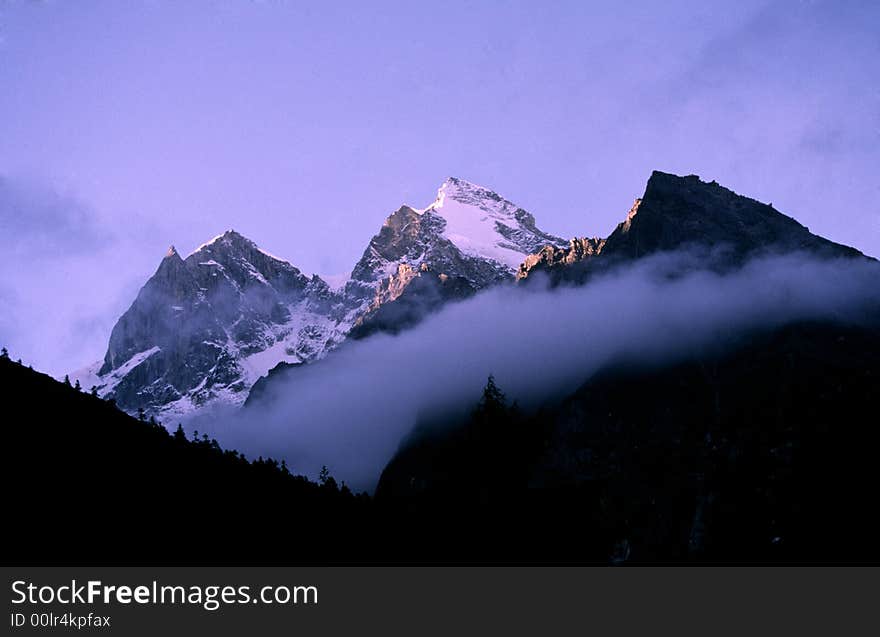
[109, 347, 161, 380]
[188, 233, 227, 257]
[241, 259, 269, 285]
[70, 347, 161, 398]
[418, 178, 541, 270]
[257, 247, 288, 263]
[143, 301, 350, 423]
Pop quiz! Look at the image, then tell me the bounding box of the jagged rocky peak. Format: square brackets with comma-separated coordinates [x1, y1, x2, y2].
[349, 205, 446, 285]
[517, 170, 866, 282]
[343, 176, 567, 329]
[248, 177, 572, 401]
[350, 176, 566, 283]
[79, 229, 347, 420]
[517, 237, 605, 280]
[601, 170, 864, 261]
[185, 229, 318, 300]
[424, 177, 568, 268]
[193, 229, 259, 256]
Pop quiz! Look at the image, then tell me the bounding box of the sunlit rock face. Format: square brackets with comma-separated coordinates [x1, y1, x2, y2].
[344, 177, 567, 334]
[517, 237, 606, 281]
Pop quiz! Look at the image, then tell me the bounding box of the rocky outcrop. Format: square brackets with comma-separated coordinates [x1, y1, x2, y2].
[516, 236, 605, 280]
[516, 171, 866, 283]
[601, 171, 863, 261]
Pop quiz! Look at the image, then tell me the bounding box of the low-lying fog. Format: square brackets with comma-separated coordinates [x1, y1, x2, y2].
[189, 251, 880, 491]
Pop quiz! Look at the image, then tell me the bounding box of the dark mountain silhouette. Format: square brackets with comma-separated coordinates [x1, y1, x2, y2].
[517, 171, 867, 282]
[376, 320, 880, 563]
[1, 355, 369, 564]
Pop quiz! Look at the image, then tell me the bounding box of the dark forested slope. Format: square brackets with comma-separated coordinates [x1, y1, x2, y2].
[1, 356, 368, 564]
[5, 316, 880, 564]
[376, 321, 880, 563]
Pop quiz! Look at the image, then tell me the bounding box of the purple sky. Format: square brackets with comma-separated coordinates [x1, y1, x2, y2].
[1, 0, 878, 375]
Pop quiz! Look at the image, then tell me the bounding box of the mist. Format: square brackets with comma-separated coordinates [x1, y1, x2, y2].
[0, 174, 170, 376]
[192, 251, 880, 492]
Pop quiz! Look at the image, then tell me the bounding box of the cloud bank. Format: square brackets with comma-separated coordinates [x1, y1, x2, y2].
[191, 251, 880, 492]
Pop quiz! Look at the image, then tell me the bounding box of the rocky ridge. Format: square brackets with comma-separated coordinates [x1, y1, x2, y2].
[516, 171, 865, 282]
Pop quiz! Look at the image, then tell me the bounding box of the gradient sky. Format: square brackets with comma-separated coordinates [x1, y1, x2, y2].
[1, 0, 878, 375]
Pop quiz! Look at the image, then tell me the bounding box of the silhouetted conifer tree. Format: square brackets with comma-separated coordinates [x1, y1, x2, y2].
[0, 347, 8, 359]
[478, 375, 506, 413]
[174, 424, 186, 442]
[74, 379, 81, 392]
[63, 374, 71, 387]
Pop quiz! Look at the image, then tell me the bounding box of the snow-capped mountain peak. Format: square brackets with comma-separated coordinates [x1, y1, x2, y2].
[429, 176, 507, 207]
[413, 177, 561, 270]
[340, 178, 567, 337]
[73, 229, 348, 421]
[417, 177, 519, 219]
[76, 178, 567, 420]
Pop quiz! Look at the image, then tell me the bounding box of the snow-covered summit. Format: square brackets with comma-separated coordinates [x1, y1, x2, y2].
[414, 177, 565, 269]
[342, 177, 567, 333]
